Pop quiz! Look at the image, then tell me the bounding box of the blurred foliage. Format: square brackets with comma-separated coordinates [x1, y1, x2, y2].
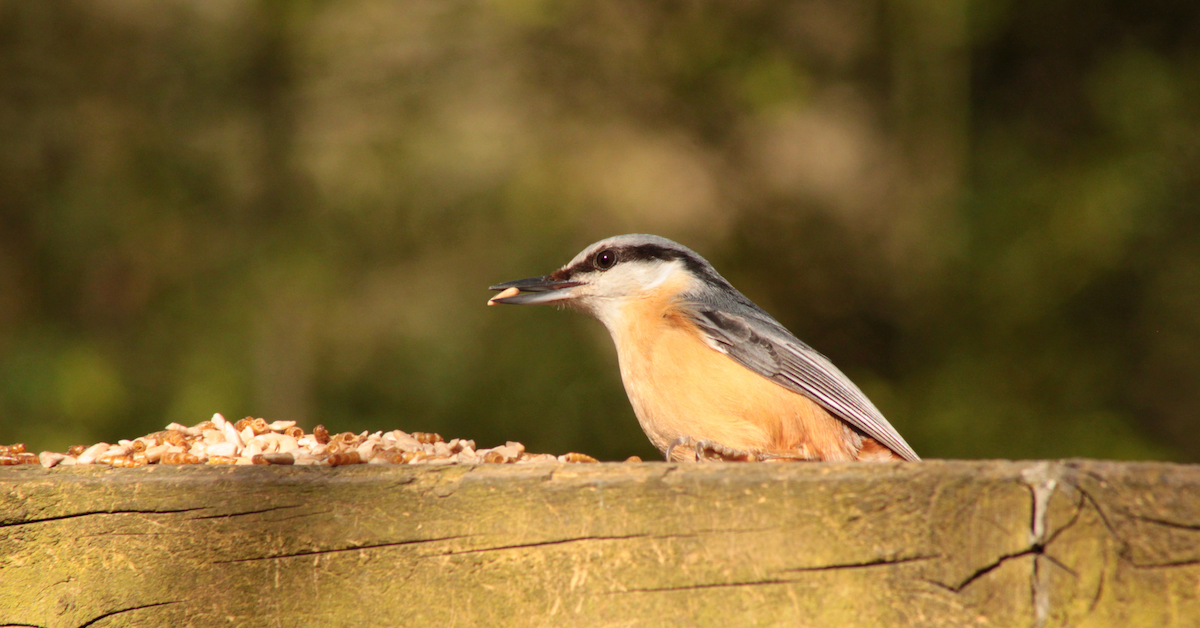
[1, 0, 1198, 461]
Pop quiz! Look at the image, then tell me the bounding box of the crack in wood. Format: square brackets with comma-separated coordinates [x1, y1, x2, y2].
[250, 508, 336, 523]
[1075, 487, 1120, 538]
[609, 578, 796, 594]
[35, 575, 75, 599]
[188, 504, 304, 520]
[609, 555, 939, 595]
[210, 534, 479, 563]
[1125, 558, 1200, 569]
[435, 527, 780, 556]
[1038, 552, 1077, 578]
[1021, 464, 1129, 625]
[0, 508, 206, 529]
[1023, 462, 1063, 628]
[922, 549, 1039, 594]
[76, 600, 180, 628]
[1043, 492, 1085, 547]
[1128, 514, 1200, 531]
[1087, 561, 1106, 614]
[438, 533, 657, 556]
[1070, 482, 1200, 569]
[779, 554, 940, 573]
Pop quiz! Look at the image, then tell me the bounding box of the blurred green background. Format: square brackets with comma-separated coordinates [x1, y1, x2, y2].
[1, 0, 1198, 462]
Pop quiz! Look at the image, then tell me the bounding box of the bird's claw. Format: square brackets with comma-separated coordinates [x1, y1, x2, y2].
[665, 436, 759, 462]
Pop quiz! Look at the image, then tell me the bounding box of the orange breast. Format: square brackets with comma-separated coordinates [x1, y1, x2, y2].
[608, 288, 865, 462]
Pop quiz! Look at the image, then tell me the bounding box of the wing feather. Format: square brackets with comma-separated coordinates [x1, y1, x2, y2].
[690, 308, 920, 462]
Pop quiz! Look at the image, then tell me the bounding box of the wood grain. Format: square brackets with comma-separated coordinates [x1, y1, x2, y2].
[1, 460, 1197, 627]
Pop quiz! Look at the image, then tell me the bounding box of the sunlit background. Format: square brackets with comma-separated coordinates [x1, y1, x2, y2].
[1, 0, 1198, 462]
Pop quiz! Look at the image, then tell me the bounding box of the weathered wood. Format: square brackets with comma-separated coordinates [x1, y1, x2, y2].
[1, 460, 1197, 627]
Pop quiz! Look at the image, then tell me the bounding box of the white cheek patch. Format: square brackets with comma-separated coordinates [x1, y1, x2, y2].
[629, 260, 686, 292]
[645, 262, 676, 289]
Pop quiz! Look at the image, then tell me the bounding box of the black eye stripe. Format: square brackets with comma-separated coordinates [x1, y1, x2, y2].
[559, 242, 726, 286]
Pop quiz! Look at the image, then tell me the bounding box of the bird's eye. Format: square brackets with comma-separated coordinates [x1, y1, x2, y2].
[594, 249, 618, 270]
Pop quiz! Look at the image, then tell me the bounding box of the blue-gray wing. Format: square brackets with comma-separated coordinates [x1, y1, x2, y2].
[688, 308, 920, 462]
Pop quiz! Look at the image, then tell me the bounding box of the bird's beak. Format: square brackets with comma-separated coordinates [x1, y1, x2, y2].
[487, 276, 584, 306]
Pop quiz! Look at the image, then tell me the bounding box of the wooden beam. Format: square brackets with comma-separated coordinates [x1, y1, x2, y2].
[2, 460, 1197, 627]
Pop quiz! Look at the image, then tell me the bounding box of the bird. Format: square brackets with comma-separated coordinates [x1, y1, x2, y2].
[487, 234, 919, 463]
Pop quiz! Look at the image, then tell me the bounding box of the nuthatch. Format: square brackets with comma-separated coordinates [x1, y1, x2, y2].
[488, 234, 919, 463]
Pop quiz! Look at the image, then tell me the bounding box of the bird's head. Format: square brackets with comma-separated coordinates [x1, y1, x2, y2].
[488, 234, 729, 328]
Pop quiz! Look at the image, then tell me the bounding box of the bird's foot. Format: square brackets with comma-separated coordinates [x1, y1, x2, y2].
[664, 436, 692, 462]
[665, 436, 760, 462]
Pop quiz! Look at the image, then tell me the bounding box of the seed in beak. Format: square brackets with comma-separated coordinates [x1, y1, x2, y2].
[487, 286, 521, 306]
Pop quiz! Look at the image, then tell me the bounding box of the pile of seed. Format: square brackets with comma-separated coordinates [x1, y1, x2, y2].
[0, 413, 606, 469]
